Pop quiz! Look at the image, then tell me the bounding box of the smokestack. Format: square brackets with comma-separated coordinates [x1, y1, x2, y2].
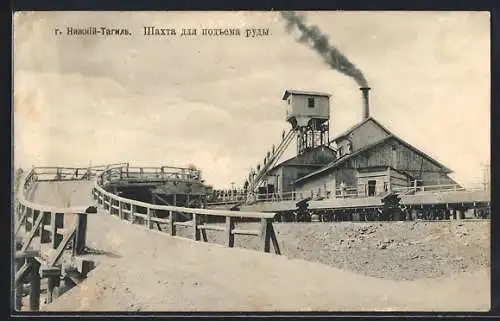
[360, 87, 371, 120]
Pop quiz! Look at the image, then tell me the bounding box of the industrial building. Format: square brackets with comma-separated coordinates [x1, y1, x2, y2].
[252, 87, 456, 201]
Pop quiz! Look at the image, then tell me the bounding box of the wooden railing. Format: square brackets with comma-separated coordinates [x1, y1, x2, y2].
[210, 181, 490, 205]
[14, 166, 102, 311]
[98, 164, 203, 186]
[93, 167, 281, 254]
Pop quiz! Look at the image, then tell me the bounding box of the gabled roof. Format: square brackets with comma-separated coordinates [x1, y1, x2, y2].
[282, 90, 331, 100]
[295, 135, 452, 184]
[330, 116, 392, 143]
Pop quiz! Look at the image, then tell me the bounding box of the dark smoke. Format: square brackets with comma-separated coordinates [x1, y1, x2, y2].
[281, 11, 368, 87]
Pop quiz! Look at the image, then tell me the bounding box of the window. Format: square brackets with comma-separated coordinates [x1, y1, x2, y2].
[288, 98, 291, 105]
[308, 97, 315, 108]
[338, 147, 343, 157]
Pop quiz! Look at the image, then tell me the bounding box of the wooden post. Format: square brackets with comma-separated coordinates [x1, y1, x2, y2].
[108, 197, 113, 214]
[51, 213, 64, 249]
[74, 213, 87, 255]
[225, 216, 235, 247]
[147, 208, 153, 229]
[260, 218, 271, 253]
[268, 222, 281, 255]
[130, 205, 136, 223]
[25, 208, 33, 233]
[40, 211, 52, 244]
[28, 258, 41, 311]
[46, 275, 58, 304]
[14, 258, 24, 311]
[192, 213, 200, 241]
[169, 211, 176, 236]
[118, 201, 123, 220]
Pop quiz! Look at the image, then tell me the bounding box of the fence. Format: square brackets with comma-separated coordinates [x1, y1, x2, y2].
[99, 164, 202, 185]
[14, 167, 98, 311]
[210, 181, 490, 205]
[93, 167, 281, 254]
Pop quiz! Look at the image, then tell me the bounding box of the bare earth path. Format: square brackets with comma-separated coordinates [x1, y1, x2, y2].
[28, 181, 490, 312]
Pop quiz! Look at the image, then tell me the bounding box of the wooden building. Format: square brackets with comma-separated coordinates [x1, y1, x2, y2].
[294, 117, 456, 198]
[261, 145, 336, 195]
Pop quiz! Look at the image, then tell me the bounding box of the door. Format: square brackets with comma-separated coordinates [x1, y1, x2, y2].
[368, 180, 376, 196]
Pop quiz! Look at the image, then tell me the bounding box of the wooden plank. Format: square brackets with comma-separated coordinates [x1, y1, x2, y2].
[197, 224, 225, 231]
[260, 218, 271, 253]
[269, 223, 281, 255]
[147, 208, 153, 229]
[29, 257, 41, 311]
[51, 213, 64, 249]
[193, 214, 200, 241]
[48, 228, 75, 267]
[15, 250, 39, 260]
[134, 213, 147, 219]
[226, 217, 235, 247]
[150, 217, 170, 224]
[21, 213, 45, 252]
[15, 207, 29, 236]
[74, 213, 87, 255]
[118, 201, 123, 220]
[15, 262, 31, 284]
[232, 229, 259, 236]
[173, 221, 193, 227]
[40, 212, 52, 244]
[169, 211, 176, 236]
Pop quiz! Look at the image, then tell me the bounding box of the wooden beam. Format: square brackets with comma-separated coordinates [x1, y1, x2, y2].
[269, 223, 281, 255]
[192, 214, 200, 241]
[260, 218, 271, 253]
[40, 211, 52, 244]
[231, 229, 259, 236]
[225, 217, 235, 247]
[74, 213, 88, 255]
[51, 213, 64, 249]
[169, 211, 176, 236]
[49, 228, 75, 267]
[21, 213, 45, 252]
[15, 261, 31, 285]
[28, 257, 41, 311]
[15, 206, 28, 236]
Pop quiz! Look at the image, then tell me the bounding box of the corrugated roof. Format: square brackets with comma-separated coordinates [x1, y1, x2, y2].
[282, 90, 331, 100]
[295, 134, 452, 184]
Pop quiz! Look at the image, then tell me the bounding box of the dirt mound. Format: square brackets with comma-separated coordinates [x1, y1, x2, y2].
[42, 214, 489, 312]
[174, 220, 490, 281]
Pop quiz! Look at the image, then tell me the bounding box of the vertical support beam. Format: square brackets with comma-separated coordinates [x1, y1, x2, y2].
[28, 258, 41, 311]
[118, 201, 123, 220]
[40, 211, 52, 244]
[130, 205, 136, 223]
[74, 213, 87, 255]
[14, 258, 23, 311]
[46, 275, 59, 304]
[169, 211, 176, 236]
[108, 197, 113, 214]
[260, 218, 271, 253]
[25, 208, 33, 233]
[269, 222, 281, 255]
[225, 216, 235, 247]
[147, 208, 153, 229]
[51, 213, 64, 249]
[192, 213, 200, 241]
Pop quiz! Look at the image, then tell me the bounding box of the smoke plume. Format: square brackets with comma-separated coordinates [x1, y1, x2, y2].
[280, 11, 369, 87]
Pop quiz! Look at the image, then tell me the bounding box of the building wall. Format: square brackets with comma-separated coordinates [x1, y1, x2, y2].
[267, 165, 322, 194]
[336, 119, 390, 153]
[286, 95, 330, 126]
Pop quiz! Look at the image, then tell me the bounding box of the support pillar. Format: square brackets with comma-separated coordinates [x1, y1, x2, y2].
[28, 258, 41, 311]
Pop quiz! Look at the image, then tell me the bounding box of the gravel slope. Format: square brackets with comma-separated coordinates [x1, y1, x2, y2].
[172, 220, 490, 281]
[43, 213, 490, 312]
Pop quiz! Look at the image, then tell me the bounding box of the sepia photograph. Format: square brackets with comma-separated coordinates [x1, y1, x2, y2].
[12, 11, 490, 312]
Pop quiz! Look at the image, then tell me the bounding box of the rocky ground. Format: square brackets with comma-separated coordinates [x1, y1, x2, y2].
[173, 220, 490, 281]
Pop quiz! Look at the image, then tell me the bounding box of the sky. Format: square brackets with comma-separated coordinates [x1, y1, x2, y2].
[13, 11, 490, 189]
